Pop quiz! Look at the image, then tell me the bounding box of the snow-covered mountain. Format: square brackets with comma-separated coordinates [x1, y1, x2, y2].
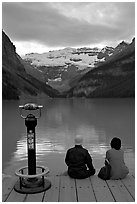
[22, 42, 129, 92]
[23, 42, 129, 69]
[97, 46, 114, 60]
[23, 47, 103, 70]
[2, 29, 134, 99]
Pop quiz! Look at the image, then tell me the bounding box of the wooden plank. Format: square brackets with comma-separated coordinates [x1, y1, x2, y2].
[76, 177, 96, 202]
[6, 189, 26, 202]
[129, 172, 135, 178]
[59, 175, 77, 202]
[90, 176, 114, 202]
[106, 179, 134, 202]
[43, 175, 60, 202]
[25, 192, 44, 202]
[2, 176, 17, 202]
[121, 175, 135, 200]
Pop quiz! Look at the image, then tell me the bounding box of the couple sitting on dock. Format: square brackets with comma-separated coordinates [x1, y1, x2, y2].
[65, 135, 129, 180]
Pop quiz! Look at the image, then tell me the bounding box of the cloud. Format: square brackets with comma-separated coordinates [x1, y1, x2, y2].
[2, 2, 135, 49]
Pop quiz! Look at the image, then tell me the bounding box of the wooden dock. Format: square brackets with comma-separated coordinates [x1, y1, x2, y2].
[3, 173, 135, 202]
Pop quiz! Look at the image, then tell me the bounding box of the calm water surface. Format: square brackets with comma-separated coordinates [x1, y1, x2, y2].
[2, 98, 135, 175]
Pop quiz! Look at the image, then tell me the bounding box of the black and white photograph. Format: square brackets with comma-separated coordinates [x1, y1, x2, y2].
[2, 1, 135, 202]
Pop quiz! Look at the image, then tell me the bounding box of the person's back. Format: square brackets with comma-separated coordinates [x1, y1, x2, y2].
[106, 138, 129, 179]
[65, 135, 95, 179]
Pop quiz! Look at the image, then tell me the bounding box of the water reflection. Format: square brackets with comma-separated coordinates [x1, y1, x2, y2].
[14, 136, 27, 161]
[3, 98, 135, 174]
[13, 125, 109, 162]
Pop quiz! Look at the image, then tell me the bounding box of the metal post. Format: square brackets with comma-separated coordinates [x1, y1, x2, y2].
[25, 114, 37, 175]
[14, 103, 51, 194]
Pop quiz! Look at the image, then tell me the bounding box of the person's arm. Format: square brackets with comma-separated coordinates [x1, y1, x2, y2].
[85, 151, 95, 170]
[105, 150, 110, 165]
[105, 158, 110, 165]
[65, 150, 70, 166]
[106, 150, 110, 160]
[121, 149, 126, 164]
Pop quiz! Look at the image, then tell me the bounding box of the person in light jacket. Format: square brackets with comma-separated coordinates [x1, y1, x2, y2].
[65, 135, 96, 179]
[106, 137, 129, 179]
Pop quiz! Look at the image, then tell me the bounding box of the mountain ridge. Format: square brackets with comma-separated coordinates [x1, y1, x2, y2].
[23, 39, 132, 92]
[2, 30, 135, 99]
[2, 30, 59, 100]
[66, 39, 135, 98]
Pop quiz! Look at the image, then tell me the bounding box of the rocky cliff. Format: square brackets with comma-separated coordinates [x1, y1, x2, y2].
[2, 30, 59, 99]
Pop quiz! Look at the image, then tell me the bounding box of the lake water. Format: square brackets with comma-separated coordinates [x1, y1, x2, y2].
[2, 98, 135, 176]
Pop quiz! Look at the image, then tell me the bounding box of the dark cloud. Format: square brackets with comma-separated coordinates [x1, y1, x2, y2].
[2, 2, 135, 48]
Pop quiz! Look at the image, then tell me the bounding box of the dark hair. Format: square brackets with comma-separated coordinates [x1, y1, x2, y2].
[110, 137, 121, 150]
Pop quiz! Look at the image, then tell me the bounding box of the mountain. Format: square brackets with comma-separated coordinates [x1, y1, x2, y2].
[23, 41, 131, 92]
[66, 38, 135, 98]
[23, 47, 101, 69]
[22, 47, 105, 92]
[97, 46, 114, 60]
[2, 30, 59, 100]
[3, 29, 134, 99]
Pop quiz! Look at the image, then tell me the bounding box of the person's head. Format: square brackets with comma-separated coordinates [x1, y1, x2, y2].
[75, 135, 83, 146]
[110, 137, 121, 150]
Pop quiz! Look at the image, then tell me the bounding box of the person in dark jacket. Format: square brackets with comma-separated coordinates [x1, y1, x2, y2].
[65, 135, 96, 179]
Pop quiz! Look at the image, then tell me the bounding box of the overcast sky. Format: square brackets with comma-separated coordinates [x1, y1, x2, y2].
[2, 2, 135, 56]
